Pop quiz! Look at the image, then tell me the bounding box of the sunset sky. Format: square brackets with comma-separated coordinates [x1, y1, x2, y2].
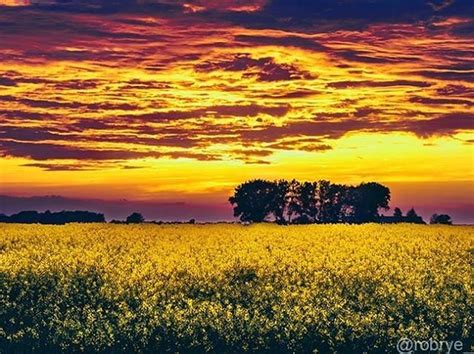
[0, 0, 473, 222]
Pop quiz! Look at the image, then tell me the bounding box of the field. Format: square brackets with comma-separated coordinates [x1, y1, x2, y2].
[0, 223, 472, 353]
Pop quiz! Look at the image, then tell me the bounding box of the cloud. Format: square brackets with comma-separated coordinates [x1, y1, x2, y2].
[125, 104, 290, 122]
[411, 70, 474, 83]
[238, 112, 474, 143]
[0, 2, 472, 170]
[436, 84, 474, 97]
[403, 112, 474, 137]
[327, 80, 432, 89]
[234, 34, 326, 51]
[196, 54, 313, 82]
[256, 90, 319, 99]
[0, 95, 139, 111]
[0, 77, 17, 86]
[409, 96, 473, 106]
[261, 0, 473, 26]
[21, 162, 100, 171]
[0, 126, 69, 141]
[0, 140, 161, 160]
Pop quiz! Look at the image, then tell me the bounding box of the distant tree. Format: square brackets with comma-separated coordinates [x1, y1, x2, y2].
[9, 211, 40, 224]
[316, 181, 347, 223]
[271, 179, 290, 225]
[430, 214, 452, 225]
[406, 208, 416, 218]
[406, 208, 425, 224]
[126, 212, 144, 224]
[393, 207, 403, 222]
[229, 180, 278, 223]
[229, 179, 393, 225]
[2, 210, 104, 224]
[291, 181, 317, 224]
[189, 218, 196, 224]
[284, 179, 302, 224]
[345, 183, 390, 223]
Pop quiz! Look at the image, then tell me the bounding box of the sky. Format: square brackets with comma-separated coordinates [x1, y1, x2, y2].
[0, 0, 473, 222]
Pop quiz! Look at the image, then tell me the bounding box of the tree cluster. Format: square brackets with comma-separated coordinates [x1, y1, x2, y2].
[0, 210, 105, 224]
[229, 179, 391, 224]
[384, 207, 425, 224]
[430, 214, 452, 225]
[110, 213, 196, 225]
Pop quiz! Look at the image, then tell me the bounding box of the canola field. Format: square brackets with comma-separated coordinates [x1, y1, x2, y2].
[0, 223, 472, 353]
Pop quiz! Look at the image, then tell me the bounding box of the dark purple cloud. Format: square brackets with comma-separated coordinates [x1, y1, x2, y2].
[0, 77, 17, 86]
[261, 0, 473, 26]
[409, 96, 473, 106]
[239, 112, 474, 142]
[125, 103, 290, 122]
[234, 34, 326, 51]
[435, 85, 473, 97]
[404, 112, 474, 137]
[0, 140, 160, 160]
[0, 95, 139, 111]
[327, 80, 432, 89]
[411, 70, 474, 83]
[196, 54, 313, 82]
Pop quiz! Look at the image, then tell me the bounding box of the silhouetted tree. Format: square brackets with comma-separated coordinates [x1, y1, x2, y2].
[430, 214, 452, 225]
[189, 218, 196, 224]
[316, 180, 347, 223]
[271, 179, 290, 225]
[284, 179, 302, 224]
[1, 210, 104, 224]
[9, 211, 40, 224]
[291, 181, 316, 224]
[230, 179, 394, 225]
[229, 180, 278, 223]
[345, 182, 390, 223]
[406, 208, 425, 224]
[126, 212, 144, 224]
[393, 207, 403, 222]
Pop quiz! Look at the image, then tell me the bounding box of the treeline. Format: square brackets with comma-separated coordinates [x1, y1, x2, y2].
[0, 210, 105, 224]
[229, 179, 429, 224]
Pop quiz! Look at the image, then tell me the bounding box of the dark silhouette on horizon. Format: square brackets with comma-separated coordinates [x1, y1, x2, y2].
[0, 210, 105, 224]
[430, 214, 453, 225]
[0, 182, 454, 225]
[126, 212, 145, 224]
[380, 207, 426, 224]
[229, 179, 444, 225]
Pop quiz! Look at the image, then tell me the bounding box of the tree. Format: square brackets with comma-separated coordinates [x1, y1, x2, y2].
[291, 181, 317, 224]
[345, 182, 390, 223]
[9, 211, 40, 224]
[271, 179, 291, 225]
[229, 180, 279, 223]
[406, 208, 425, 224]
[316, 181, 347, 223]
[393, 207, 403, 222]
[284, 179, 302, 224]
[126, 212, 144, 224]
[229, 179, 393, 225]
[430, 214, 452, 225]
[2, 210, 105, 224]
